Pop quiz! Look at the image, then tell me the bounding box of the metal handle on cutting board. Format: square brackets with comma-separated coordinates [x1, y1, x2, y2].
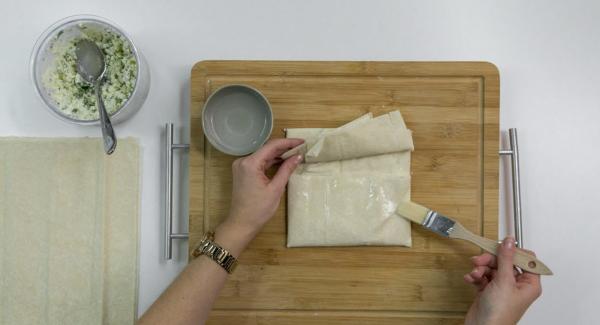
[499, 128, 524, 248]
[164, 123, 189, 260]
[163, 125, 524, 258]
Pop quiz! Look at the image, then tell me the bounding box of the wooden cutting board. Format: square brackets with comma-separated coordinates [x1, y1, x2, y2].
[189, 61, 499, 324]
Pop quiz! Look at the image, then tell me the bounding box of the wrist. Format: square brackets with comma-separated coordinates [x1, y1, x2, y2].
[470, 312, 518, 325]
[214, 218, 258, 257]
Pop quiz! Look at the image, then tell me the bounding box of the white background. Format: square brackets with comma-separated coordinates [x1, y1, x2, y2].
[1, 1, 598, 323]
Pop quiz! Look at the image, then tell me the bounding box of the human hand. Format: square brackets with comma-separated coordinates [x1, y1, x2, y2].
[215, 138, 304, 256]
[464, 237, 542, 325]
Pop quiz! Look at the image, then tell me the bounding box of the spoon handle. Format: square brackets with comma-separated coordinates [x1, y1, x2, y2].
[95, 83, 117, 155]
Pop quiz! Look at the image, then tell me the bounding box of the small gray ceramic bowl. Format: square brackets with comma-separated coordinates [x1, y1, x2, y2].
[202, 85, 273, 156]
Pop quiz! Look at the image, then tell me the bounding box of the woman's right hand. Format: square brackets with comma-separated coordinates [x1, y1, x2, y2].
[464, 237, 543, 325]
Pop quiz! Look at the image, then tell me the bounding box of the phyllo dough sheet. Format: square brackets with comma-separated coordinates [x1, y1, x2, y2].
[287, 111, 414, 247]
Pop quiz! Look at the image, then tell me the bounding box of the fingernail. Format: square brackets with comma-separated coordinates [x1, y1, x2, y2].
[295, 155, 304, 163]
[503, 237, 515, 249]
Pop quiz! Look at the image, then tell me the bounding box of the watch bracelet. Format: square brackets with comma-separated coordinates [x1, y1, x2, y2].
[192, 232, 238, 273]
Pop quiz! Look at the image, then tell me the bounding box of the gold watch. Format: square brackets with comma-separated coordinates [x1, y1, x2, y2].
[191, 232, 238, 274]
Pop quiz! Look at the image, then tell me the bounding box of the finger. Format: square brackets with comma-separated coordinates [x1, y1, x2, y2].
[270, 154, 303, 191]
[518, 272, 542, 299]
[471, 253, 497, 268]
[469, 266, 492, 292]
[475, 276, 489, 291]
[470, 272, 486, 286]
[490, 269, 498, 280]
[253, 138, 305, 162]
[266, 157, 284, 169]
[518, 271, 541, 285]
[464, 273, 489, 291]
[497, 237, 517, 282]
[470, 265, 492, 280]
[464, 273, 475, 284]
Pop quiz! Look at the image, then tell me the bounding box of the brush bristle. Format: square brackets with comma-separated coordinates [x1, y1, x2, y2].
[396, 201, 431, 224]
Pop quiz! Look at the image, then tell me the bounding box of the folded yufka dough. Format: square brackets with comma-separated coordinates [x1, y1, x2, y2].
[286, 110, 414, 247]
[305, 111, 414, 163]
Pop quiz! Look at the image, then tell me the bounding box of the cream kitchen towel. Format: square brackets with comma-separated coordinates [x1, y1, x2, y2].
[0, 138, 140, 324]
[287, 111, 413, 247]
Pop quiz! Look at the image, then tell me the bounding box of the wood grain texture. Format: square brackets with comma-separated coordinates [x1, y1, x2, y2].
[189, 61, 500, 324]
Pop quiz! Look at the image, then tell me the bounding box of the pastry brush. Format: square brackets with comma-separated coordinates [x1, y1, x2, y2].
[397, 201, 553, 276]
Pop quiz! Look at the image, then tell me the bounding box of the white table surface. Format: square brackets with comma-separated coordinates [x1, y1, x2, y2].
[2, 1, 598, 323]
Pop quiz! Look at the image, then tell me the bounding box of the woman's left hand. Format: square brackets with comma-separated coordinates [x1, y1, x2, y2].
[216, 138, 304, 255]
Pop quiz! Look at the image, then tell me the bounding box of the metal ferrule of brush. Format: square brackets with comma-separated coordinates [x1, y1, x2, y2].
[423, 211, 456, 237]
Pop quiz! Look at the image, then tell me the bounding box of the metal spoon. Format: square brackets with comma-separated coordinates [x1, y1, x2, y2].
[75, 39, 116, 154]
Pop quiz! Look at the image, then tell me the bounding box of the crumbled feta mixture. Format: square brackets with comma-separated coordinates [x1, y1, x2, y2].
[42, 25, 137, 120]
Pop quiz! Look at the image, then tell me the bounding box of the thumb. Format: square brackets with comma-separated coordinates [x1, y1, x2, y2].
[270, 154, 303, 191]
[497, 237, 517, 282]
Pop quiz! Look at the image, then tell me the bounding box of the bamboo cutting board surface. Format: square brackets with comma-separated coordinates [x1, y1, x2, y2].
[189, 61, 499, 324]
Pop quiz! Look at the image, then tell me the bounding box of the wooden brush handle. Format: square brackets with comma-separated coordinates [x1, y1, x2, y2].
[450, 223, 553, 275]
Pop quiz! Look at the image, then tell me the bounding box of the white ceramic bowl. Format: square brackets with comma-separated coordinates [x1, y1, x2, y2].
[30, 14, 150, 125]
[202, 85, 273, 156]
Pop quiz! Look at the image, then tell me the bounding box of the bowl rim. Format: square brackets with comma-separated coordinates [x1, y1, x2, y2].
[30, 14, 142, 125]
[201, 84, 274, 156]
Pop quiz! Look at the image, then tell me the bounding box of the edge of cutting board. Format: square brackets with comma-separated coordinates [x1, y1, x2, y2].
[187, 61, 499, 323]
